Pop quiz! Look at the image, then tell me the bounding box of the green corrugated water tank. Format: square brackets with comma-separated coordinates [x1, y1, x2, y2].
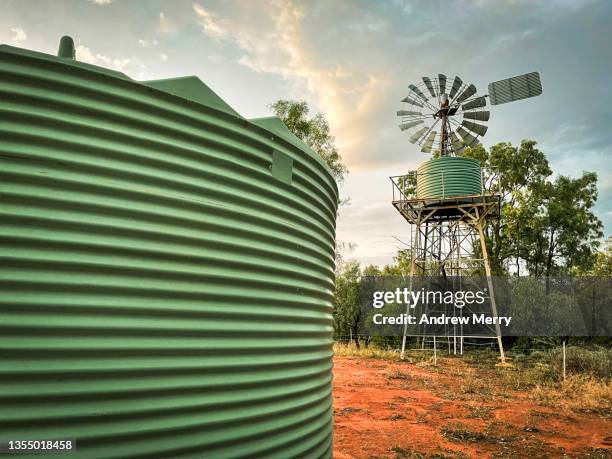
[416, 156, 482, 199]
[0, 37, 337, 458]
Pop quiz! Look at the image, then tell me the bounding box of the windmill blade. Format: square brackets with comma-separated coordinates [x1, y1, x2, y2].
[461, 96, 487, 111]
[401, 95, 424, 108]
[438, 74, 447, 95]
[420, 131, 437, 153]
[399, 120, 424, 131]
[409, 127, 428, 144]
[456, 126, 480, 147]
[455, 84, 477, 104]
[450, 130, 464, 154]
[461, 120, 488, 136]
[488, 71, 542, 105]
[463, 110, 490, 122]
[397, 110, 423, 116]
[409, 84, 428, 102]
[448, 76, 463, 99]
[422, 77, 436, 97]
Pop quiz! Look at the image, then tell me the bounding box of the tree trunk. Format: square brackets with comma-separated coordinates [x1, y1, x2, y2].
[516, 256, 520, 276]
[545, 230, 555, 294]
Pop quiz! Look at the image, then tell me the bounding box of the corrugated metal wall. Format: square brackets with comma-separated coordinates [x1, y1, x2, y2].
[0, 43, 337, 458]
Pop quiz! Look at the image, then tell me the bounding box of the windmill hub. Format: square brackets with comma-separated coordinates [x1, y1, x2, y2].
[434, 93, 451, 119]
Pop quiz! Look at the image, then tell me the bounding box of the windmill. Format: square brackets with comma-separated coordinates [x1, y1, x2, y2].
[397, 72, 542, 156]
[390, 72, 543, 364]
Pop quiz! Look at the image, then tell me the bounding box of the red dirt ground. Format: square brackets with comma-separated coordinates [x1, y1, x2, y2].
[333, 356, 611, 459]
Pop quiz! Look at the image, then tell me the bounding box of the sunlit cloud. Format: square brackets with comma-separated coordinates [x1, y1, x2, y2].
[193, 4, 229, 40]
[192, 1, 390, 167]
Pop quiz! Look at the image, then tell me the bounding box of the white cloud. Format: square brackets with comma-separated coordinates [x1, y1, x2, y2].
[10, 27, 27, 43]
[193, 4, 228, 40]
[88, 0, 114, 4]
[138, 38, 159, 48]
[158, 12, 176, 34]
[160, 53, 168, 61]
[76, 44, 131, 72]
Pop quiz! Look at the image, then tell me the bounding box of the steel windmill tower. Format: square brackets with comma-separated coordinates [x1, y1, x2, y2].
[391, 72, 543, 363]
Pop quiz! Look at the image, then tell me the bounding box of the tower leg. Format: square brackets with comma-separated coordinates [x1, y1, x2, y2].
[400, 221, 418, 360]
[475, 217, 507, 365]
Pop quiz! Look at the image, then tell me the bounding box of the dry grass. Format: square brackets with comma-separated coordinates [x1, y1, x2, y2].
[335, 342, 612, 417]
[460, 375, 494, 396]
[465, 405, 495, 419]
[390, 446, 467, 459]
[334, 342, 402, 360]
[441, 426, 504, 444]
[457, 354, 611, 416]
[333, 342, 472, 369]
[532, 375, 612, 417]
[387, 369, 413, 380]
[333, 342, 433, 363]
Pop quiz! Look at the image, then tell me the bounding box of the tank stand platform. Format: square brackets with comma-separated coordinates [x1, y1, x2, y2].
[392, 193, 501, 224]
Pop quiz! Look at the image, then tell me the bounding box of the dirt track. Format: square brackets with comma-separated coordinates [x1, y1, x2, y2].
[333, 356, 611, 459]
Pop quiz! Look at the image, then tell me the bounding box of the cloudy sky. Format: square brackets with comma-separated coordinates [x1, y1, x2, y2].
[2, 0, 611, 266]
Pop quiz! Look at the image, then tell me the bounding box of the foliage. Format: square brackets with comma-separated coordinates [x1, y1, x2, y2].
[335, 240, 357, 273]
[463, 141, 603, 276]
[270, 99, 348, 183]
[532, 172, 603, 278]
[334, 257, 417, 344]
[463, 140, 551, 274]
[548, 345, 611, 380]
[362, 264, 381, 276]
[381, 249, 414, 276]
[580, 237, 612, 276]
[333, 261, 362, 343]
[397, 172, 417, 197]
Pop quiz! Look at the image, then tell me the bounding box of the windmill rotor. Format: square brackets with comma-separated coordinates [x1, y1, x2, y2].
[397, 71, 542, 156]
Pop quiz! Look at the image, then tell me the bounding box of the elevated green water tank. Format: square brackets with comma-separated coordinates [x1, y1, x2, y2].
[416, 156, 482, 199]
[0, 37, 337, 458]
